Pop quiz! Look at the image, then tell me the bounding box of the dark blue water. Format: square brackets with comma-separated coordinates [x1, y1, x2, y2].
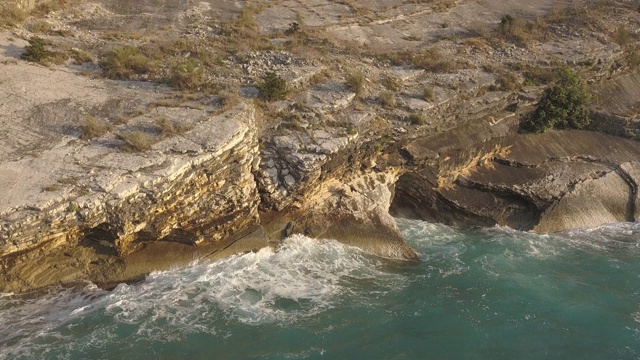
[1, 219, 639, 359]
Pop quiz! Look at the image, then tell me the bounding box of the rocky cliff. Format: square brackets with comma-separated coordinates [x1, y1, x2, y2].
[2, 0, 640, 292]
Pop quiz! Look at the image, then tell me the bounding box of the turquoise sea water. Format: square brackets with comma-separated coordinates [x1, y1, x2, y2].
[1, 219, 639, 359]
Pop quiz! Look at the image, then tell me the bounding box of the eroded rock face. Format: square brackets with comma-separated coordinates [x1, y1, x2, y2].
[285, 170, 418, 261]
[394, 130, 640, 232]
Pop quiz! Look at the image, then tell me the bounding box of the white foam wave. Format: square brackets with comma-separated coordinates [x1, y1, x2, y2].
[0, 235, 401, 358]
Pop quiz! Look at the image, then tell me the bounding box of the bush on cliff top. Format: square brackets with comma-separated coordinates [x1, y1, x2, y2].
[520, 67, 590, 133]
[258, 72, 289, 101]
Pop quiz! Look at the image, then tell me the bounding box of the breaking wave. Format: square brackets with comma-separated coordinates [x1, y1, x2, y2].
[1, 221, 639, 359]
[0, 235, 402, 359]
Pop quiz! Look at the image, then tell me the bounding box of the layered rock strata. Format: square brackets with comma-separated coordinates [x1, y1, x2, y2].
[0, 104, 263, 292]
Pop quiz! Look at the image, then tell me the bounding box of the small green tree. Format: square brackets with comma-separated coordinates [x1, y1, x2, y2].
[258, 72, 288, 101]
[521, 67, 591, 133]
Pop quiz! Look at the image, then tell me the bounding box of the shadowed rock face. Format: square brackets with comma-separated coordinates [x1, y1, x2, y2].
[393, 130, 640, 232]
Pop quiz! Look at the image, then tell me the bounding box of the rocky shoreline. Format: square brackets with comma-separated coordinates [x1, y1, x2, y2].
[2, 0, 640, 292]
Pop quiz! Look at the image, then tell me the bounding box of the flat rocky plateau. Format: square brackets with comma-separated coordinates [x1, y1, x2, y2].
[1, 0, 640, 292]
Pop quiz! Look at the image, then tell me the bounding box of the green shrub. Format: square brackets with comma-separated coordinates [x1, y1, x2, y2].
[258, 72, 289, 101]
[21, 37, 50, 63]
[520, 67, 590, 133]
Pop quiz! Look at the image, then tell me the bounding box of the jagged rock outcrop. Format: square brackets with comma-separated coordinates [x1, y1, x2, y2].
[393, 130, 640, 232]
[280, 170, 418, 260]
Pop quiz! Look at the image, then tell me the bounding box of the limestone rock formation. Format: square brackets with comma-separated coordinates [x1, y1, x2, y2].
[2, 0, 640, 292]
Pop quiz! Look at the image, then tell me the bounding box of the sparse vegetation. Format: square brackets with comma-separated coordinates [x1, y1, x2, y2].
[29, 20, 52, 33]
[409, 112, 425, 125]
[101, 46, 156, 79]
[32, 0, 79, 16]
[379, 91, 397, 109]
[520, 67, 591, 133]
[490, 72, 521, 91]
[346, 70, 366, 97]
[498, 14, 546, 44]
[382, 75, 403, 91]
[21, 37, 66, 65]
[43, 184, 61, 192]
[627, 47, 640, 68]
[521, 65, 556, 86]
[69, 48, 93, 64]
[423, 87, 435, 102]
[154, 116, 192, 136]
[118, 130, 153, 152]
[613, 25, 632, 47]
[80, 115, 112, 140]
[21, 37, 50, 63]
[285, 22, 301, 36]
[411, 48, 461, 73]
[168, 60, 206, 91]
[0, 4, 28, 28]
[66, 202, 80, 213]
[377, 48, 463, 73]
[236, 5, 257, 30]
[258, 72, 289, 101]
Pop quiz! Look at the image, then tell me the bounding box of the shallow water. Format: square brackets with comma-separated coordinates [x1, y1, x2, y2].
[1, 219, 639, 359]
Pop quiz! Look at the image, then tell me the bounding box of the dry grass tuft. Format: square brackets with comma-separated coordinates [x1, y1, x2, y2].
[80, 115, 112, 140]
[346, 70, 366, 97]
[423, 87, 435, 102]
[0, 4, 28, 28]
[101, 46, 156, 79]
[154, 117, 193, 136]
[117, 130, 153, 152]
[379, 91, 397, 109]
[382, 75, 403, 92]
